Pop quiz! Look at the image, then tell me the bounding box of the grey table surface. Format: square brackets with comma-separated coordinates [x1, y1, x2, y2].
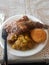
[0, 0, 49, 64]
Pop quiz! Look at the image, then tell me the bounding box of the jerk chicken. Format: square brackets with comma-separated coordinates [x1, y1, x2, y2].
[4, 16, 49, 35]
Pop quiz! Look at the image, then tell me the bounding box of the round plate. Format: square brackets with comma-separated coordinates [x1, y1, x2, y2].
[0, 14, 48, 57]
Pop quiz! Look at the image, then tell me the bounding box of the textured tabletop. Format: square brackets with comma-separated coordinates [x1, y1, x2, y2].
[0, 0, 49, 63]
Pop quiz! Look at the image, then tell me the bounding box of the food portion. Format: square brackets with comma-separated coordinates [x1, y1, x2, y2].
[4, 16, 48, 51]
[30, 29, 47, 43]
[4, 16, 49, 36]
[7, 33, 17, 43]
[12, 34, 33, 51]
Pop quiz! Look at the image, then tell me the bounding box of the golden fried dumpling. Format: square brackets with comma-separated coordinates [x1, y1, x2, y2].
[30, 29, 47, 43]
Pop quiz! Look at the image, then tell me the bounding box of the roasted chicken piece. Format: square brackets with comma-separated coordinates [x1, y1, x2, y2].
[4, 16, 49, 36]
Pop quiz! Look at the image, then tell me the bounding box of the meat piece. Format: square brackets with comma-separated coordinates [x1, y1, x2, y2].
[7, 33, 17, 43]
[4, 16, 49, 36]
[17, 16, 29, 22]
[4, 23, 12, 33]
[22, 16, 29, 21]
[35, 22, 49, 29]
[16, 20, 49, 33]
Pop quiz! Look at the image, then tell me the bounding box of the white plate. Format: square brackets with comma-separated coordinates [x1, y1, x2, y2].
[0, 14, 48, 57]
